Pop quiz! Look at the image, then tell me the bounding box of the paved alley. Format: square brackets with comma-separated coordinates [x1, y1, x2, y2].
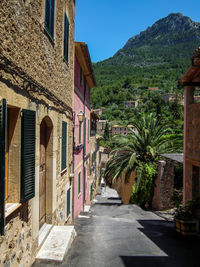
[33, 187, 200, 267]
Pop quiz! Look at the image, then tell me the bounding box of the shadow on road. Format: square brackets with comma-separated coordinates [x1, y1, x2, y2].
[121, 219, 200, 267]
[107, 197, 122, 200]
[94, 202, 122, 206]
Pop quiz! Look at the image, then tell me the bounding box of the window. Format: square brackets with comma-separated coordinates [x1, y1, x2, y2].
[78, 172, 81, 194]
[21, 109, 36, 202]
[79, 123, 82, 144]
[66, 187, 71, 218]
[45, 0, 55, 39]
[61, 121, 67, 171]
[80, 67, 82, 85]
[0, 100, 36, 235]
[88, 119, 90, 141]
[64, 13, 69, 62]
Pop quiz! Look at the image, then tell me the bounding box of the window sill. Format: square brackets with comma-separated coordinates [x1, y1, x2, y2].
[5, 203, 22, 218]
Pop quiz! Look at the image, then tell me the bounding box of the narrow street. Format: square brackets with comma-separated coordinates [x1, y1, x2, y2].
[33, 187, 200, 267]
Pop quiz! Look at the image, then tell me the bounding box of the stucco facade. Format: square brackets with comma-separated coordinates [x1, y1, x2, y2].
[179, 48, 200, 205]
[0, 0, 75, 266]
[73, 42, 96, 218]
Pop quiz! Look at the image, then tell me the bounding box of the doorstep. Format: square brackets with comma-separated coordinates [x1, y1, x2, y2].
[39, 223, 53, 247]
[36, 225, 76, 263]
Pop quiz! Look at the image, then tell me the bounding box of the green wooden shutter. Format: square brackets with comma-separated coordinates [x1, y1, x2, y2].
[88, 119, 89, 141]
[64, 13, 69, 62]
[21, 110, 36, 202]
[84, 118, 86, 155]
[78, 172, 81, 194]
[45, 0, 55, 39]
[79, 123, 81, 144]
[62, 121, 67, 170]
[0, 99, 7, 235]
[66, 188, 71, 218]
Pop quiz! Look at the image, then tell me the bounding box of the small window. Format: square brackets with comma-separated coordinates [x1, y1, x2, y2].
[61, 121, 67, 171]
[88, 119, 90, 141]
[78, 172, 81, 194]
[66, 187, 71, 218]
[45, 0, 55, 39]
[79, 123, 82, 144]
[64, 13, 69, 62]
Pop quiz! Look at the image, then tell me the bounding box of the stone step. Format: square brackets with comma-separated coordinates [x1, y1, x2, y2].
[38, 223, 53, 248]
[36, 225, 76, 263]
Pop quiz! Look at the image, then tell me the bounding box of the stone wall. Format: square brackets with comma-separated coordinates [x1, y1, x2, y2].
[0, 0, 75, 265]
[0, 0, 74, 109]
[113, 170, 136, 205]
[152, 160, 174, 210]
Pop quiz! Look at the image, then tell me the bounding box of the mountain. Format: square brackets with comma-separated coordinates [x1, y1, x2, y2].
[91, 13, 200, 110]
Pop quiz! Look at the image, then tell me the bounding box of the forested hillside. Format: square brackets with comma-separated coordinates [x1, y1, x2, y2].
[91, 13, 200, 124]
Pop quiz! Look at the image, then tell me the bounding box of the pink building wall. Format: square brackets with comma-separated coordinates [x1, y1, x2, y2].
[74, 55, 91, 218]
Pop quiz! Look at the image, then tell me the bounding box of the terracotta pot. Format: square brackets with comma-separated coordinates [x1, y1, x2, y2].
[174, 219, 199, 236]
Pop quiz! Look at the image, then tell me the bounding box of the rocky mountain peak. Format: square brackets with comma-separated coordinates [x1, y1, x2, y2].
[115, 13, 200, 56]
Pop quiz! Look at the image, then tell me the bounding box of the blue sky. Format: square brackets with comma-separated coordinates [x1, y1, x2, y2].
[75, 0, 200, 63]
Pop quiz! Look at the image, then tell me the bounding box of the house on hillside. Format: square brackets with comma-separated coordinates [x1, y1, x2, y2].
[124, 100, 139, 108]
[148, 87, 159, 91]
[74, 42, 96, 218]
[179, 47, 200, 205]
[111, 125, 135, 136]
[0, 1, 75, 265]
[92, 107, 105, 117]
[96, 119, 108, 135]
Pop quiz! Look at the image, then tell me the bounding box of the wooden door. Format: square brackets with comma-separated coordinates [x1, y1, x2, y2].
[39, 120, 47, 228]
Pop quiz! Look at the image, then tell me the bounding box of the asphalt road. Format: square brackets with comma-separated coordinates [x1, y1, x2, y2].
[33, 187, 200, 267]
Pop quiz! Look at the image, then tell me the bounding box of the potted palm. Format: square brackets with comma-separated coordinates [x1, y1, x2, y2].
[174, 199, 199, 236]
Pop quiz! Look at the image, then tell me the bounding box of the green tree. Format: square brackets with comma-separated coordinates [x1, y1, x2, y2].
[104, 113, 183, 205]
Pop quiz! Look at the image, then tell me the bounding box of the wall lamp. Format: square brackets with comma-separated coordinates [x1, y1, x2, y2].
[77, 111, 84, 123]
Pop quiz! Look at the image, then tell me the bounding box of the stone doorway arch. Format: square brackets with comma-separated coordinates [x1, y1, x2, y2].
[39, 116, 53, 228]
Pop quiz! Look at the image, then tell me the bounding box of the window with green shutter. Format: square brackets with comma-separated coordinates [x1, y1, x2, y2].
[0, 99, 7, 235]
[79, 123, 82, 144]
[21, 109, 36, 202]
[66, 188, 71, 218]
[78, 172, 81, 194]
[64, 13, 69, 62]
[83, 118, 86, 155]
[45, 0, 55, 39]
[88, 119, 90, 141]
[61, 121, 67, 171]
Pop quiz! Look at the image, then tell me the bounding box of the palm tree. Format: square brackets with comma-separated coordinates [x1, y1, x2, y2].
[104, 113, 183, 187]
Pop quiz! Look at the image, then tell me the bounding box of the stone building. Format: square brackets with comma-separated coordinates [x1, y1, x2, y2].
[90, 112, 101, 198]
[0, 0, 75, 265]
[96, 119, 108, 135]
[73, 42, 96, 218]
[111, 125, 135, 136]
[124, 100, 139, 108]
[179, 47, 200, 206]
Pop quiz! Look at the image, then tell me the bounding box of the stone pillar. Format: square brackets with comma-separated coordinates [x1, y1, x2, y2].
[152, 160, 174, 210]
[183, 86, 194, 205]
